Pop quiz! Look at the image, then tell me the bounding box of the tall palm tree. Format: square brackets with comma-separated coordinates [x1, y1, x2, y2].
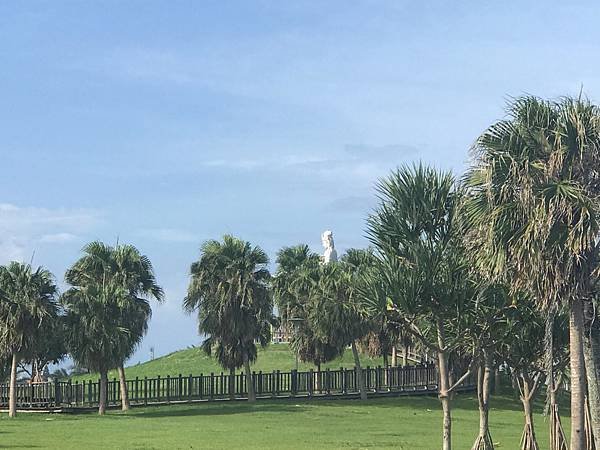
[0, 262, 58, 417]
[184, 235, 276, 402]
[63, 241, 163, 413]
[466, 96, 600, 449]
[367, 164, 475, 450]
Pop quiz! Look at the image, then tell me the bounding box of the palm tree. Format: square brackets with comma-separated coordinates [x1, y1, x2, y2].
[184, 235, 276, 402]
[307, 251, 374, 401]
[66, 242, 163, 411]
[466, 96, 600, 449]
[366, 164, 476, 450]
[62, 280, 126, 414]
[273, 245, 343, 381]
[0, 262, 58, 417]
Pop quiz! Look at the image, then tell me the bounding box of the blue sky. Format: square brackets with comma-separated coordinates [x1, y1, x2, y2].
[2, 1, 599, 365]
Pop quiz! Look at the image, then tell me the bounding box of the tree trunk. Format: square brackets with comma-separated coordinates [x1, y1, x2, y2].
[229, 368, 236, 400]
[351, 341, 367, 400]
[117, 365, 130, 411]
[570, 297, 587, 450]
[546, 310, 567, 450]
[583, 296, 600, 449]
[520, 377, 540, 450]
[391, 346, 397, 367]
[436, 320, 452, 450]
[472, 352, 494, 450]
[98, 369, 108, 415]
[549, 383, 568, 450]
[383, 353, 389, 368]
[8, 352, 18, 418]
[403, 345, 409, 367]
[243, 354, 256, 402]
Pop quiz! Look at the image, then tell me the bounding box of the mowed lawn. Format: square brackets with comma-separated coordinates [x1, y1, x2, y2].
[72, 344, 386, 382]
[0, 393, 568, 449]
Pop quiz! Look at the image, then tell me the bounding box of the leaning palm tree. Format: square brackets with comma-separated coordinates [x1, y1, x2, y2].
[184, 235, 276, 402]
[466, 96, 600, 450]
[0, 262, 58, 417]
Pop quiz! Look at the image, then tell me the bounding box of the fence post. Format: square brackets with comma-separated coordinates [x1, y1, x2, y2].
[188, 374, 193, 401]
[291, 369, 297, 396]
[166, 375, 171, 403]
[54, 380, 61, 406]
[199, 374, 204, 400]
[308, 369, 314, 397]
[210, 373, 214, 400]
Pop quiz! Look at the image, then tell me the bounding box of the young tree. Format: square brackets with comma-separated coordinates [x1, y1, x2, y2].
[184, 235, 276, 402]
[0, 262, 58, 417]
[367, 164, 477, 450]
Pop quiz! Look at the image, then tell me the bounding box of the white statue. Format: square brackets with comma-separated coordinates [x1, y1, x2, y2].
[321, 230, 338, 264]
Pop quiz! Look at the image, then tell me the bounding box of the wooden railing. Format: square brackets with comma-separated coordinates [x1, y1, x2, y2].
[0, 364, 474, 410]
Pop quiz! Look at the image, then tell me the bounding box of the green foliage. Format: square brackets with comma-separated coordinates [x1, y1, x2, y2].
[62, 241, 163, 373]
[0, 262, 59, 362]
[184, 235, 276, 371]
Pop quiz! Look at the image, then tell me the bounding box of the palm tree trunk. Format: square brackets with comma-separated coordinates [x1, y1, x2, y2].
[519, 375, 540, 450]
[8, 352, 18, 418]
[98, 370, 108, 415]
[583, 297, 600, 449]
[549, 382, 567, 450]
[436, 320, 452, 450]
[472, 352, 494, 450]
[229, 368, 235, 400]
[546, 310, 567, 450]
[351, 341, 367, 400]
[570, 297, 587, 450]
[117, 365, 130, 411]
[243, 354, 255, 402]
[403, 345, 409, 367]
[391, 346, 397, 367]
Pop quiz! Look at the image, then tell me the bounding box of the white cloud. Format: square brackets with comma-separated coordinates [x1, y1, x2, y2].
[38, 232, 79, 244]
[0, 203, 100, 264]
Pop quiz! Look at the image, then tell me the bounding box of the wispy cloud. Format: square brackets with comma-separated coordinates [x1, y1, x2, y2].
[0, 203, 100, 264]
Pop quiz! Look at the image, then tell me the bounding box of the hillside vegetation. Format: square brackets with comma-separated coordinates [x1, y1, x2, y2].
[71, 343, 385, 381]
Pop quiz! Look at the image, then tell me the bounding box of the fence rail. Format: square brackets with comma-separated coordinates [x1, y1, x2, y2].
[0, 364, 473, 410]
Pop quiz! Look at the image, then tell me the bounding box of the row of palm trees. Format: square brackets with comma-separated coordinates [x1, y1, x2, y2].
[185, 95, 600, 450]
[0, 242, 162, 416]
[1, 93, 599, 449]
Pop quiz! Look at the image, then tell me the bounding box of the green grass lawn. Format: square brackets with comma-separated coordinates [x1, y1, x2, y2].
[0, 392, 569, 449]
[72, 343, 386, 382]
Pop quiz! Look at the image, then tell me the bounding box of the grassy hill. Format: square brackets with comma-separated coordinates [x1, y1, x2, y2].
[72, 343, 385, 381]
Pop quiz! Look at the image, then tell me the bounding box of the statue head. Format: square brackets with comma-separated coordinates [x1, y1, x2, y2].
[321, 230, 334, 250]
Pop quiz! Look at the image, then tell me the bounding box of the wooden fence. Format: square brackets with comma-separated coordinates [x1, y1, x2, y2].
[0, 364, 473, 410]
